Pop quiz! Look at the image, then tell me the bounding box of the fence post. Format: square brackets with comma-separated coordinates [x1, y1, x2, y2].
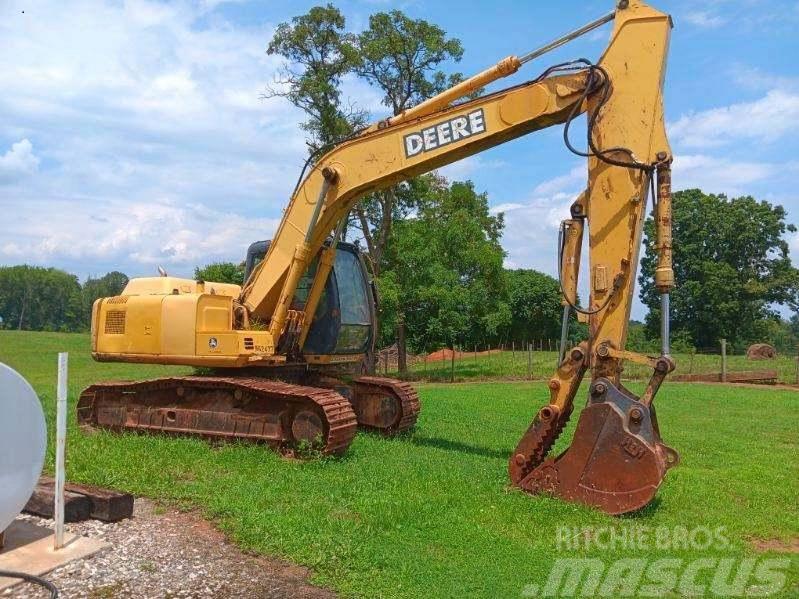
[54, 352, 68, 550]
[527, 343, 532, 380]
[721, 339, 728, 383]
[383, 352, 388, 375]
[450, 345, 455, 383]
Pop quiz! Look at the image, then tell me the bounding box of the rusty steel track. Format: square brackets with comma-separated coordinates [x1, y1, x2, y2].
[349, 376, 421, 434]
[77, 377, 358, 456]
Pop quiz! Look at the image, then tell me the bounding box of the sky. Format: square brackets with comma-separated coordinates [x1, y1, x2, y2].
[1, 0, 798, 320]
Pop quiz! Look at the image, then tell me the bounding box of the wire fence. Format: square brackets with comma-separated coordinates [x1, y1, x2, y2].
[376, 339, 799, 385]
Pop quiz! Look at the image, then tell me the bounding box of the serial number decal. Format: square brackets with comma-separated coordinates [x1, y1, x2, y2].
[403, 108, 486, 158]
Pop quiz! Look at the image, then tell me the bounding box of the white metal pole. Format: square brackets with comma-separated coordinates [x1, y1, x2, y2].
[54, 352, 68, 550]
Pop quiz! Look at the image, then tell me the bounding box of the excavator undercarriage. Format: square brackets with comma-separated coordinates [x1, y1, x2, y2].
[78, 373, 420, 456]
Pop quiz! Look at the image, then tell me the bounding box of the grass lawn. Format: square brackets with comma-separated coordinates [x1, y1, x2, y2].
[1, 330, 797, 598]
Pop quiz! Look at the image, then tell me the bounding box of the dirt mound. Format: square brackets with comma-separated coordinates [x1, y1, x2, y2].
[425, 348, 498, 362]
[746, 343, 777, 360]
[426, 348, 461, 362]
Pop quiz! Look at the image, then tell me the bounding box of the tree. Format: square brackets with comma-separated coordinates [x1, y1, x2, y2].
[639, 190, 799, 349]
[379, 175, 507, 364]
[81, 271, 128, 328]
[0, 265, 82, 331]
[504, 269, 565, 345]
[352, 11, 466, 275]
[265, 4, 366, 154]
[194, 262, 245, 286]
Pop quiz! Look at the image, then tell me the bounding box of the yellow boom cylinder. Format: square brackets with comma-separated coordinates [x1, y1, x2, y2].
[382, 56, 522, 129]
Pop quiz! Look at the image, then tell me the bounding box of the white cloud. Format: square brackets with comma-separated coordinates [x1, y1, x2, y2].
[683, 11, 726, 28]
[672, 154, 776, 196]
[532, 165, 583, 196]
[729, 65, 799, 93]
[493, 166, 584, 277]
[0, 197, 279, 274]
[489, 203, 524, 216]
[437, 156, 506, 181]
[669, 90, 799, 148]
[0, 0, 309, 277]
[0, 139, 39, 182]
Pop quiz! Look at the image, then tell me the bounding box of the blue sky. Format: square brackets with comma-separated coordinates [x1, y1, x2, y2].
[1, 0, 798, 319]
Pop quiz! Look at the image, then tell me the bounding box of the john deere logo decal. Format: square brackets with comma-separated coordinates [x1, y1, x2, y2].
[404, 108, 486, 158]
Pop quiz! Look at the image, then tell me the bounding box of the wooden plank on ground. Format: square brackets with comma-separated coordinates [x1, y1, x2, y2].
[672, 370, 778, 384]
[23, 486, 92, 522]
[37, 477, 134, 522]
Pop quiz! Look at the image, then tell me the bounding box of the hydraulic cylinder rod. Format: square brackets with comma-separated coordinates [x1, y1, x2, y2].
[655, 162, 675, 356]
[519, 11, 616, 65]
[558, 216, 585, 364]
[382, 10, 615, 130]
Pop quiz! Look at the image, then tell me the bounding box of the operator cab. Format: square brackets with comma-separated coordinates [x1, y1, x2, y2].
[244, 240, 376, 356]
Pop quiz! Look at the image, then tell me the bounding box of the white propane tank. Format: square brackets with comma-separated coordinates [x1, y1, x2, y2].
[0, 363, 47, 533]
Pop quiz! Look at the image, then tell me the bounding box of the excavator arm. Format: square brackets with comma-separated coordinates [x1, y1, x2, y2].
[240, 0, 678, 514]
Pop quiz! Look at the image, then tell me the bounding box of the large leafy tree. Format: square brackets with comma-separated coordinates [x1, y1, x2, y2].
[266, 7, 467, 372]
[265, 4, 366, 154]
[504, 269, 566, 345]
[379, 175, 507, 362]
[0, 265, 82, 331]
[352, 11, 465, 275]
[639, 189, 799, 349]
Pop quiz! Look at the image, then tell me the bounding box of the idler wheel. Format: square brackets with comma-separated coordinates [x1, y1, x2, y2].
[291, 410, 324, 443]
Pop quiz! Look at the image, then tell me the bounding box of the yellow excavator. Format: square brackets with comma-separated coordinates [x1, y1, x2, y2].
[79, 0, 679, 515]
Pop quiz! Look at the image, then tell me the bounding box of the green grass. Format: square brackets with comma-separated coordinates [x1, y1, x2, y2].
[393, 348, 799, 384]
[1, 330, 797, 598]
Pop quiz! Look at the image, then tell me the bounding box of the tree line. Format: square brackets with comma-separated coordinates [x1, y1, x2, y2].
[0, 268, 128, 332]
[2, 187, 798, 355]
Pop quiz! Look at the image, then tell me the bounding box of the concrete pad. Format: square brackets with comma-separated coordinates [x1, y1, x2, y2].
[1, 520, 51, 552]
[0, 523, 109, 591]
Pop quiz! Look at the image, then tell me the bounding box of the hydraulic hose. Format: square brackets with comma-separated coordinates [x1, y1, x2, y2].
[0, 570, 59, 598]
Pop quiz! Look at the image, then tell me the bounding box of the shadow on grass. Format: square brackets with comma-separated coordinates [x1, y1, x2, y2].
[618, 495, 663, 519]
[410, 436, 509, 460]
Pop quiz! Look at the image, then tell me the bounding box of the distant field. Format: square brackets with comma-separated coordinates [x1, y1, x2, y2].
[391, 347, 798, 384]
[1, 330, 797, 598]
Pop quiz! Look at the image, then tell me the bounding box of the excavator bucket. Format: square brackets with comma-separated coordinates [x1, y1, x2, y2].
[511, 378, 679, 515]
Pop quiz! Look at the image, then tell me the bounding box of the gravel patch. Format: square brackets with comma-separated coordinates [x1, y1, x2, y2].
[3, 499, 335, 599]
